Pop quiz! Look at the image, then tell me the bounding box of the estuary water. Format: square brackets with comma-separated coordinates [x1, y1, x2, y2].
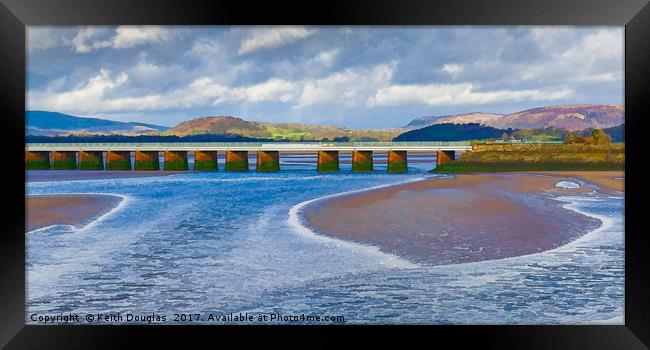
[26, 161, 624, 324]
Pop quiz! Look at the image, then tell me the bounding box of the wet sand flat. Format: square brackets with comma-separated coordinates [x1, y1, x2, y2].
[303, 173, 618, 265]
[26, 194, 123, 232]
[531, 171, 624, 193]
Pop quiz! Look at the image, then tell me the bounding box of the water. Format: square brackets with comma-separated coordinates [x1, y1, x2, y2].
[26, 163, 624, 324]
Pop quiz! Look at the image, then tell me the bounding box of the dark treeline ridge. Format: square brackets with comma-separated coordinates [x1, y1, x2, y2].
[394, 123, 516, 142]
[26, 133, 272, 143]
[26, 133, 366, 143]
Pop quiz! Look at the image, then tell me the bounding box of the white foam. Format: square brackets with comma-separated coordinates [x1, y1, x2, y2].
[555, 181, 581, 189]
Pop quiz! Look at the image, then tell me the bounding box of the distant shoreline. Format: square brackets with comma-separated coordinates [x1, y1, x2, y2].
[302, 171, 623, 265]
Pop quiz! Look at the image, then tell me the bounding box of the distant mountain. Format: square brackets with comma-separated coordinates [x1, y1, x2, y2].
[406, 112, 502, 129]
[488, 104, 624, 131]
[405, 105, 624, 132]
[160, 115, 401, 141]
[394, 123, 512, 142]
[26, 111, 170, 136]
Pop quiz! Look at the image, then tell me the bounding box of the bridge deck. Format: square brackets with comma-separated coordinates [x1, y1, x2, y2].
[25, 142, 473, 152]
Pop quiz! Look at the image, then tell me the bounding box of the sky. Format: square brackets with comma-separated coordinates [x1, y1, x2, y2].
[27, 26, 624, 129]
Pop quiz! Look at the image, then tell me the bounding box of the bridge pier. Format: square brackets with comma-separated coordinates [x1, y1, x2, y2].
[387, 151, 407, 173]
[51, 151, 77, 170]
[317, 151, 339, 172]
[256, 151, 280, 172]
[134, 151, 160, 171]
[436, 150, 455, 166]
[164, 151, 188, 171]
[225, 151, 249, 171]
[78, 151, 104, 170]
[106, 151, 131, 170]
[194, 151, 218, 171]
[25, 151, 50, 170]
[352, 150, 373, 172]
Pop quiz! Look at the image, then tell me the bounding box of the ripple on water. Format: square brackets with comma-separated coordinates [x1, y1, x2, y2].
[26, 172, 624, 324]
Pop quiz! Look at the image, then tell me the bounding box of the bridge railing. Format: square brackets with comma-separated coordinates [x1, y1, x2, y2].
[25, 141, 473, 148]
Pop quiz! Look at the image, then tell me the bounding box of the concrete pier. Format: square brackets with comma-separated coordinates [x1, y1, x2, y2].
[106, 151, 131, 170]
[194, 151, 218, 171]
[225, 151, 249, 171]
[78, 151, 104, 170]
[436, 150, 455, 166]
[26, 142, 473, 174]
[352, 150, 373, 172]
[164, 151, 188, 171]
[50, 151, 76, 170]
[317, 151, 339, 172]
[134, 151, 160, 170]
[25, 151, 50, 170]
[256, 151, 280, 172]
[387, 151, 407, 173]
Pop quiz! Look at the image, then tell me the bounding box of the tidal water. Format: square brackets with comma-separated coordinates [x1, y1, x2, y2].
[26, 159, 624, 324]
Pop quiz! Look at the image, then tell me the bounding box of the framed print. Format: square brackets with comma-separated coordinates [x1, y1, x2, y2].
[1, 0, 649, 347]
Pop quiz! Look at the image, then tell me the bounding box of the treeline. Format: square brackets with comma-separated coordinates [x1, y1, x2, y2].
[394, 123, 515, 141]
[26, 133, 378, 143]
[26, 133, 271, 143]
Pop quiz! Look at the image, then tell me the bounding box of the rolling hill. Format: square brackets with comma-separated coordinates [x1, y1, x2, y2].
[26, 111, 169, 136]
[406, 112, 502, 129]
[160, 116, 401, 141]
[405, 104, 624, 131]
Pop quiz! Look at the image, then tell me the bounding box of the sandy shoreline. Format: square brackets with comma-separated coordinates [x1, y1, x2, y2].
[303, 171, 623, 265]
[26, 170, 182, 183]
[26, 194, 123, 232]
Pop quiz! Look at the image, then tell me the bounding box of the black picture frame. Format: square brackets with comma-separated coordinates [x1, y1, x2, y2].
[1, 0, 648, 347]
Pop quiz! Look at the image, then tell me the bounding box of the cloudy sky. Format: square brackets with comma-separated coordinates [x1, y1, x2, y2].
[27, 26, 624, 128]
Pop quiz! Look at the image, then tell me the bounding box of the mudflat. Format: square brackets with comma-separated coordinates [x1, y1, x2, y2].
[302, 173, 622, 265]
[26, 194, 123, 232]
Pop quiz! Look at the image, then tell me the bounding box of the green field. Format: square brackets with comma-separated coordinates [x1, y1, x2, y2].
[434, 143, 624, 173]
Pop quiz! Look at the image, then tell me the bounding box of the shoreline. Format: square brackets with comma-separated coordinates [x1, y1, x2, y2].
[26, 193, 124, 232]
[301, 171, 623, 265]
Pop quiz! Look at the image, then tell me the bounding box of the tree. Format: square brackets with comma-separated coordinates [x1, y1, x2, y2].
[565, 132, 575, 144]
[591, 129, 612, 145]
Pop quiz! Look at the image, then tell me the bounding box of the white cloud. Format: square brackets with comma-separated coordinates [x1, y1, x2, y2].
[112, 26, 169, 49]
[238, 26, 314, 55]
[71, 27, 109, 53]
[72, 26, 169, 53]
[561, 29, 621, 62]
[309, 49, 340, 67]
[28, 68, 300, 114]
[29, 69, 129, 112]
[521, 28, 623, 83]
[442, 63, 463, 76]
[29, 63, 396, 114]
[295, 63, 395, 109]
[27, 28, 60, 51]
[530, 27, 576, 51]
[367, 83, 572, 107]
